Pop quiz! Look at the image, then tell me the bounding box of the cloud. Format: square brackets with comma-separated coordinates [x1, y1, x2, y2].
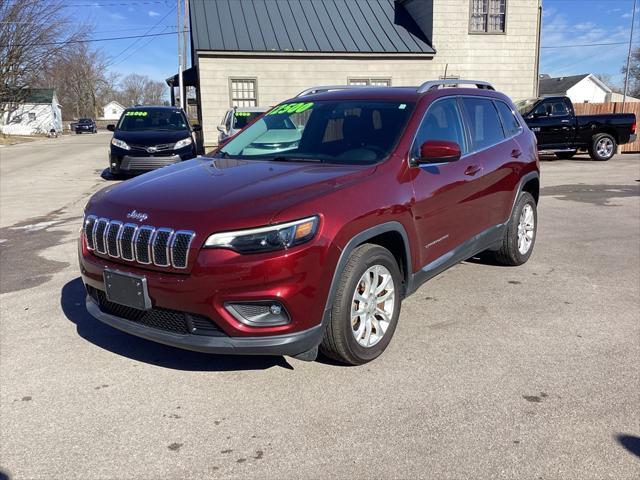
[622, 12, 632, 18]
[148, 10, 160, 17]
[540, 8, 630, 81]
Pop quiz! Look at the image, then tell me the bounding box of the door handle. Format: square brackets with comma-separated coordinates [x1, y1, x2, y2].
[561, 119, 571, 123]
[464, 165, 482, 176]
[511, 149, 522, 158]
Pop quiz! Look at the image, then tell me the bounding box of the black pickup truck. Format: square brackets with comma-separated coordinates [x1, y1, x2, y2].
[517, 96, 636, 161]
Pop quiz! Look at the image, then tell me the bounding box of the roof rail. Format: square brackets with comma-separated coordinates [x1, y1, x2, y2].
[417, 80, 495, 93]
[296, 85, 373, 97]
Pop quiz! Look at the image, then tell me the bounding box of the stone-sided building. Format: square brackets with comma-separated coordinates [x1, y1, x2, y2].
[181, 0, 542, 146]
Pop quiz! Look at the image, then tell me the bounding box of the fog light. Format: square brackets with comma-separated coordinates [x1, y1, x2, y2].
[269, 304, 282, 315]
[225, 301, 290, 327]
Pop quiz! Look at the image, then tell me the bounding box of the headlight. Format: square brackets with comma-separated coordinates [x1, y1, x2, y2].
[111, 138, 130, 150]
[174, 137, 193, 149]
[205, 216, 319, 253]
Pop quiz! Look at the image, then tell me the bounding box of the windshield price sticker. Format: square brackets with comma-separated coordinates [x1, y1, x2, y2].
[125, 111, 148, 117]
[267, 102, 314, 115]
[235, 112, 252, 117]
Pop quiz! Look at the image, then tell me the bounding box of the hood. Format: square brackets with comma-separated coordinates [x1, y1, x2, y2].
[87, 157, 372, 239]
[114, 129, 190, 146]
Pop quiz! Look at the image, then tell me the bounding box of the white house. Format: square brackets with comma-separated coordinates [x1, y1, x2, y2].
[539, 74, 614, 104]
[178, 0, 543, 146]
[0, 88, 62, 135]
[101, 100, 125, 121]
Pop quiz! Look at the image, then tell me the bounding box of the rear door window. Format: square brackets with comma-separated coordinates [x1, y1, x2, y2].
[494, 101, 522, 137]
[460, 97, 506, 151]
[412, 98, 467, 158]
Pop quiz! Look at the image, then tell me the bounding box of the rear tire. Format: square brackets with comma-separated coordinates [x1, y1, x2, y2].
[493, 192, 537, 266]
[320, 244, 402, 365]
[588, 133, 616, 161]
[555, 151, 576, 160]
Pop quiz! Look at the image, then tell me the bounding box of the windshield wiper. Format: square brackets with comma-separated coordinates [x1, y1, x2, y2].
[267, 156, 321, 163]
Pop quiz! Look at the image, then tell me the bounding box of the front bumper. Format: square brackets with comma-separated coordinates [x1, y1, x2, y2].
[86, 294, 324, 355]
[119, 154, 182, 171]
[109, 148, 196, 173]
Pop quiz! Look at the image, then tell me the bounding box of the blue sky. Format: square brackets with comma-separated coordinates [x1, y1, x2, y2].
[69, 0, 183, 83]
[72, 0, 638, 89]
[541, 0, 638, 87]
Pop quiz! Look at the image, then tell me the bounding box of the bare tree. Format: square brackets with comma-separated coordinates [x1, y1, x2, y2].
[593, 73, 622, 94]
[621, 48, 640, 98]
[118, 74, 147, 107]
[118, 74, 168, 106]
[39, 43, 117, 119]
[143, 80, 168, 106]
[0, 0, 88, 118]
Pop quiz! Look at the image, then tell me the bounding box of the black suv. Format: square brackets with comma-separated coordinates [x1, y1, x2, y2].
[107, 106, 200, 176]
[72, 118, 97, 134]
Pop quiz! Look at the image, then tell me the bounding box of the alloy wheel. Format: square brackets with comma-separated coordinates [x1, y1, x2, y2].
[517, 203, 535, 254]
[350, 265, 395, 348]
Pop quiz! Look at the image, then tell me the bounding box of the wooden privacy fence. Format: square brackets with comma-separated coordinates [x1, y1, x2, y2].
[572, 102, 639, 152]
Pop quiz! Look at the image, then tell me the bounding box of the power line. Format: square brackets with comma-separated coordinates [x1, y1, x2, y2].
[0, 30, 189, 48]
[541, 41, 638, 48]
[106, 7, 176, 66]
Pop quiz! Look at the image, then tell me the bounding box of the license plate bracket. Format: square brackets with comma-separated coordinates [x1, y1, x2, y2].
[104, 269, 151, 310]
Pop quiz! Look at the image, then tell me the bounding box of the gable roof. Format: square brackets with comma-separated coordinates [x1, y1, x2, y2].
[0, 88, 55, 104]
[103, 100, 125, 109]
[189, 0, 435, 55]
[539, 74, 594, 96]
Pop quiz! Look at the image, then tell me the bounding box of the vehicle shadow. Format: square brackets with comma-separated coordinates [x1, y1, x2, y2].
[60, 277, 293, 371]
[616, 434, 640, 458]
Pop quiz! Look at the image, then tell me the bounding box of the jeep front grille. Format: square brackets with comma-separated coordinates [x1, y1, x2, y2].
[84, 215, 195, 269]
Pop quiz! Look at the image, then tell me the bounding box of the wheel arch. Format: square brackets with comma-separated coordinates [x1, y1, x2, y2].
[594, 128, 619, 144]
[321, 222, 413, 328]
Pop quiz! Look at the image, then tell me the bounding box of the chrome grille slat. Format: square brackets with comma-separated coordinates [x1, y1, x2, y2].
[84, 215, 97, 250]
[85, 216, 195, 269]
[152, 228, 173, 267]
[94, 218, 109, 254]
[119, 224, 138, 261]
[106, 221, 123, 258]
[134, 226, 155, 264]
[171, 231, 196, 269]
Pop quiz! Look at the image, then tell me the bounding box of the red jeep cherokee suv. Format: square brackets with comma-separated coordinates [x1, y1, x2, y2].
[79, 80, 539, 365]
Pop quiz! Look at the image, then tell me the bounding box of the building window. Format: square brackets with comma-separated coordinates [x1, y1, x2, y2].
[112, 108, 117, 114]
[349, 78, 391, 87]
[470, 0, 506, 33]
[28, 112, 36, 121]
[230, 78, 257, 107]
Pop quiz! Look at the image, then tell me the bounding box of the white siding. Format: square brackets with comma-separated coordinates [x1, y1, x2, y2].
[102, 101, 125, 120]
[0, 103, 59, 135]
[197, 0, 540, 145]
[566, 77, 611, 104]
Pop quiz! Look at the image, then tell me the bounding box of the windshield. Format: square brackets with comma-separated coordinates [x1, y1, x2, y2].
[234, 111, 263, 129]
[79, 118, 92, 123]
[218, 100, 415, 165]
[117, 109, 188, 131]
[515, 98, 539, 115]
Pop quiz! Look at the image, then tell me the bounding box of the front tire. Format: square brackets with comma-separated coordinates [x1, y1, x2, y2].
[493, 191, 537, 266]
[588, 133, 616, 161]
[320, 244, 402, 365]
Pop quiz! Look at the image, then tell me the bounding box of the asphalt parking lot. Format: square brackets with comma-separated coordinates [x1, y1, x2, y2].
[0, 133, 639, 479]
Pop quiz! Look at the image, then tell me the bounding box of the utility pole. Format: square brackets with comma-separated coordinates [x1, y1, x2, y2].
[177, 0, 184, 110]
[622, 0, 637, 112]
[183, 0, 189, 112]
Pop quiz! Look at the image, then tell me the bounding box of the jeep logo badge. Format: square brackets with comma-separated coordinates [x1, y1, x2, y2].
[126, 210, 148, 222]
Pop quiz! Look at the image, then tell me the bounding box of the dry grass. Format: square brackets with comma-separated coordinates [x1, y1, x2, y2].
[0, 134, 44, 146]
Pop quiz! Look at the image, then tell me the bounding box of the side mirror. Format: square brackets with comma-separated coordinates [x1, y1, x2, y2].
[217, 125, 227, 134]
[192, 124, 202, 132]
[417, 140, 461, 164]
[107, 124, 115, 132]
